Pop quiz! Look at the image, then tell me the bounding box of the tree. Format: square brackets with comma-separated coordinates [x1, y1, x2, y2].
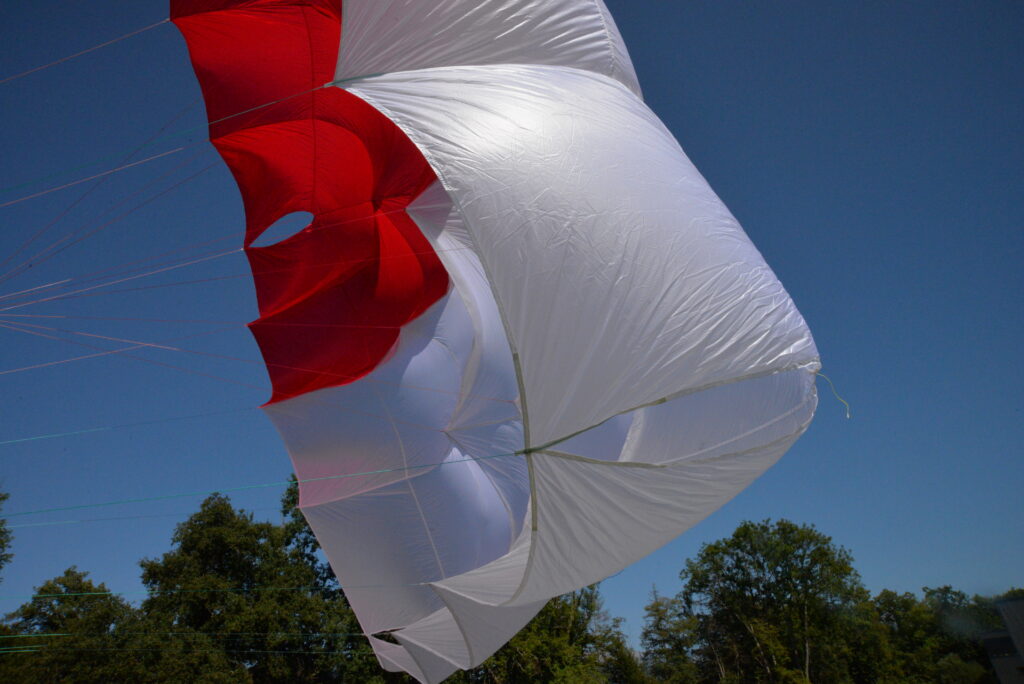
[0, 479, 649, 683]
[0, 568, 134, 682]
[4, 492, 1014, 682]
[869, 586, 1002, 683]
[638, 520, 1007, 684]
[0, 492, 12, 583]
[449, 585, 643, 684]
[138, 489, 385, 683]
[676, 519, 870, 683]
[0, 566, 254, 683]
[599, 628, 652, 684]
[640, 590, 698, 683]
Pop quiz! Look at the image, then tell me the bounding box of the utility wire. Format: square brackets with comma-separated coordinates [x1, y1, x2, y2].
[0, 407, 252, 448]
[0, 247, 241, 313]
[0, 19, 170, 86]
[0, 646, 380, 658]
[0, 314, 517, 408]
[3, 451, 521, 521]
[0, 152, 211, 289]
[1, 83, 326, 197]
[0, 631, 367, 640]
[0, 148, 185, 209]
[0, 99, 199, 282]
[0, 206, 451, 311]
[7, 502, 287, 531]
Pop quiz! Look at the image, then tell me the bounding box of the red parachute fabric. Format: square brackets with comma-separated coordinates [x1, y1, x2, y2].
[171, 0, 448, 404]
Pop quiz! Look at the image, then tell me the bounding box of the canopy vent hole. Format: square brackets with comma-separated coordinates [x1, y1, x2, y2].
[251, 211, 315, 248]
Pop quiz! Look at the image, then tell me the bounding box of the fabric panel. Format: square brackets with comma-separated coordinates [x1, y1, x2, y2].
[336, 0, 640, 95]
[171, 0, 449, 403]
[347, 64, 819, 447]
[265, 193, 527, 657]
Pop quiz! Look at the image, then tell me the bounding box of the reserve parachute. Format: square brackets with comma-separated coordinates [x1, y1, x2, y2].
[171, 1, 819, 681]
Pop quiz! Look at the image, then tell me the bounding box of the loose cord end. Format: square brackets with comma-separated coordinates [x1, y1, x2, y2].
[816, 371, 851, 419]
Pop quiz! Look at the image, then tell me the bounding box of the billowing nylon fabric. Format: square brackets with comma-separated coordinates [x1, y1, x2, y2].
[266, 186, 534, 678]
[171, 0, 339, 21]
[267, 281, 524, 631]
[420, 372, 815, 598]
[325, 188, 816, 680]
[171, 0, 449, 403]
[370, 637, 429, 683]
[333, 66, 819, 680]
[335, 0, 641, 96]
[174, 2, 820, 681]
[515, 373, 818, 603]
[347, 65, 819, 448]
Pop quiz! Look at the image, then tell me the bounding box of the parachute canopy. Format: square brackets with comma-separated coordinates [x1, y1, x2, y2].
[171, 1, 819, 681]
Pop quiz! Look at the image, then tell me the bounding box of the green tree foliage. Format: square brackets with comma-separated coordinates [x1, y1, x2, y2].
[599, 629, 651, 684]
[0, 568, 139, 682]
[0, 483, 640, 683]
[137, 488, 385, 683]
[450, 585, 645, 684]
[0, 567, 240, 683]
[640, 591, 698, 683]
[0, 485, 385, 683]
[0, 492, 12, 582]
[676, 519, 868, 682]
[2, 495, 1013, 683]
[870, 585, 1007, 683]
[639, 519, 1004, 684]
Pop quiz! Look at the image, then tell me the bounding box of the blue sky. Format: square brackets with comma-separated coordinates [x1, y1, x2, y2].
[0, 0, 1021, 649]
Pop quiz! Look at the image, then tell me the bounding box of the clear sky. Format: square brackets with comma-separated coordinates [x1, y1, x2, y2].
[0, 0, 1021, 650]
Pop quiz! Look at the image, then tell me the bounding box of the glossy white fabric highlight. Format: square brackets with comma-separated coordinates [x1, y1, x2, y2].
[336, 0, 640, 96]
[349, 65, 818, 447]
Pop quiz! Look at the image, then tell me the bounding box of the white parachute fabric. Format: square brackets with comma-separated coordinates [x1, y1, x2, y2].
[267, 185, 537, 683]
[265, 185, 527, 641]
[335, 0, 641, 96]
[259, 2, 819, 681]
[348, 64, 818, 448]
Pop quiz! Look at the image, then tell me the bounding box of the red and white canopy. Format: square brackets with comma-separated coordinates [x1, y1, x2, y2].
[172, 2, 819, 681]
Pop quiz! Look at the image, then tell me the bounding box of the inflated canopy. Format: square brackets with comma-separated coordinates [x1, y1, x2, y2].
[172, 1, 819, 681]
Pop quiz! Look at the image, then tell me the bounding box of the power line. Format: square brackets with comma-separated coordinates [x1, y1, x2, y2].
[0, 149, 186, 209]
[0, 100, 200, 283]
[0, 407, 254, 448]
[0, 19, 170, 86]
[3, 451, 522, 521]
[0, 646, 379, 658]
[1, 631, 367, 641]
[1, 83, 327, 197]
[0, 579, 426, 604]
